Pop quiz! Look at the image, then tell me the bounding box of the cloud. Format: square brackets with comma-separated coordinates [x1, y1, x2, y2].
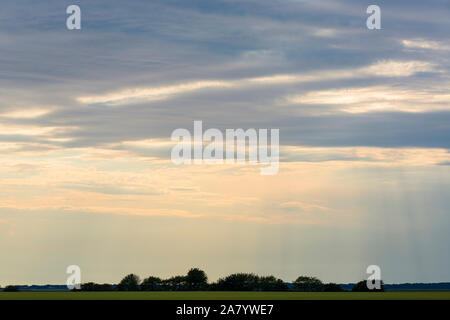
[76, 60, 436, 107]
[286, 85, 450, 113]
[0, 123, 76, 136]
[281, 146, 450, 166]
[59, 182, 162, 196]
[279, 201, 333, 212]
[360, 60, 435, 77]
[0, 108, 52, 119]
[311, 28, 339, 38]
[402, 39, 450, 51]
[0, 0, 449, 285]
[77, 81, 235, 106]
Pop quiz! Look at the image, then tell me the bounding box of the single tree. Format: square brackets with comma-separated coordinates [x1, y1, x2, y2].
[186, 268, 208, 290]
[293, 276, 324, 292]
[117, 274, 140, 291]
[141, 276, 163, 291]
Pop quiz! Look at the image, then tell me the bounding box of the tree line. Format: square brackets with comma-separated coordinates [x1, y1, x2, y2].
[74, 268, 384, 292]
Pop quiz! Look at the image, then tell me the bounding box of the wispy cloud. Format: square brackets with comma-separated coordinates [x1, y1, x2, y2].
[0, 108, 52, 119]
[286, 85, 450, 113]
[0, 123, 76, 136]
[361, 60, 435, 77]
[402, 39, 450, 51]
[77, 60, 436, 107]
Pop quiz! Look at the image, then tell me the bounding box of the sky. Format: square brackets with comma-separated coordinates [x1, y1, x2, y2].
[0, 0, 449, 285]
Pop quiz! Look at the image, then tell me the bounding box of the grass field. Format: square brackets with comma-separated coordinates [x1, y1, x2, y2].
[1, 291, 450, 300]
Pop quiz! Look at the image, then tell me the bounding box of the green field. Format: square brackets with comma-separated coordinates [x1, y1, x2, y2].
[1, 291, 450, 300]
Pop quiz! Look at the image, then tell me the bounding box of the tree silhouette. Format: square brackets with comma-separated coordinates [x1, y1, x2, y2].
[117, 274, 140, 291]
[162, 275, 187, 291]
[352, 280, 385, 292]
[293, 276, 324, 292]
[3, 285, 19, 292]
[215, 273, 260, 291]
[80, 282, 113, 291]
[186, 268, 208, 290]
[141, 276, 163, 291]
[323, 283, 345, 292]
[258, 276, 288, 291]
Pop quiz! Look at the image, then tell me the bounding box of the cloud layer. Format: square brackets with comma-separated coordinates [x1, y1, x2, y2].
[0, 0, 449, 284]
